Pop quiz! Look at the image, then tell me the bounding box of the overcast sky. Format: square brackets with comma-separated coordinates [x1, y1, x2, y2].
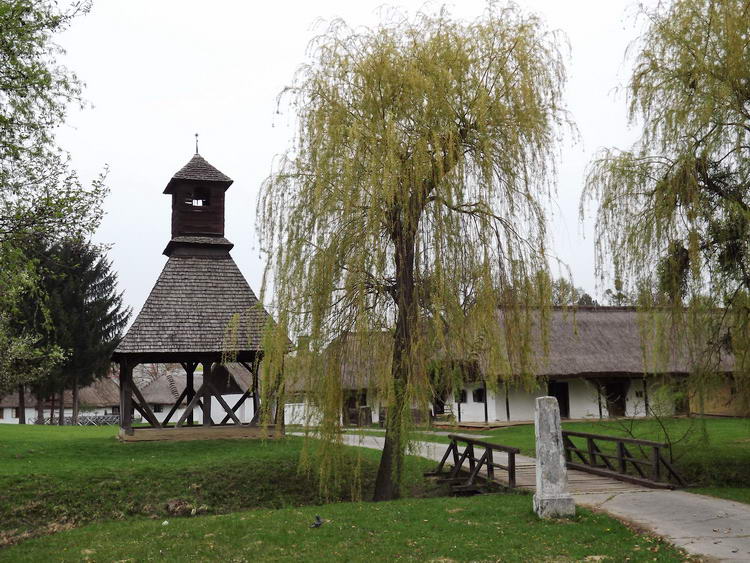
[56, 0, 650, 318]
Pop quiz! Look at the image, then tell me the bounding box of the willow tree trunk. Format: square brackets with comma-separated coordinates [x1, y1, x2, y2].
[373, 217, 418, 501]
[50, 394, 56, 424]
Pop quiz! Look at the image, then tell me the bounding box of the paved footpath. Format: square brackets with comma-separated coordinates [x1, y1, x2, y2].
[340, 433, 750, 562]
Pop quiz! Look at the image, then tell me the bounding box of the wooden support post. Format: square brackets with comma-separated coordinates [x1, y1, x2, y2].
[120, 360, 134, 435]
[617, 441, 627, 474]
[239, 360, 261, 425]
[508, 451, 516, 488]
[483, 380, 488, 423]
[505, 383, 511, 421]
[187, 365, 195, 426]
[652, 446, 661, 482]
[201, 361, 212, 426]
[643, 377, 650, 415]
[562, 435, 572, 462]
[587, 437, 597, 467]
[486, 448, 494, 482]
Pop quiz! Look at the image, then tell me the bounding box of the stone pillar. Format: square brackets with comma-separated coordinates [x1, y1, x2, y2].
[533, 396, 575, 518]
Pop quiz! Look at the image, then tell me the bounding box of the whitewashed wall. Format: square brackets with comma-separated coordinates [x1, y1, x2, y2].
[445, 377, 671, 423]
[568, 379, 603, 419]
[284, 401, 322, 426]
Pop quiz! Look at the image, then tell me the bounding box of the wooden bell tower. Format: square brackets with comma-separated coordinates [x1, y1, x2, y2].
[164, 152, 232, 239]
[112, 150, 278, 442]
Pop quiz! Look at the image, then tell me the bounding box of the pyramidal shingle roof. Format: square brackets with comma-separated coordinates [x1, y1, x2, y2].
[164, 153, 233, 193]
[114, 254, 268, 358]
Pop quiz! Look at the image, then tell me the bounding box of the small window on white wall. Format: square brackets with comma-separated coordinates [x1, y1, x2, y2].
[458, 390, 467, 403]
[473, 388, 486, 403]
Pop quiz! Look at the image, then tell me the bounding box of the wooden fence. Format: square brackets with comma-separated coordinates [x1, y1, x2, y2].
[562, 430, 686, 488]
[32, 415, 130, 426]
[426, 434, 520, 492]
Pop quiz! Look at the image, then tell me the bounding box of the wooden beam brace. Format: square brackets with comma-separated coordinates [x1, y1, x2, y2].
[161, 388, 188, 426]
[176, 382, 207, 427]
[131, 396, 160, 428]
[219, 389, 252, 425]
[449, 447, 471, 479]
[466, 449, 489, 486]
[131, 384, 162, 428]
[205, 380, 242, 425]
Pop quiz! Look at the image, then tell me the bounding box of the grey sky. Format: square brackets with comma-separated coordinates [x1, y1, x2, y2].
[56, 0, 648, 318]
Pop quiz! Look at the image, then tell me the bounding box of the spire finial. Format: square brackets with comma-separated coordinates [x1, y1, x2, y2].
[195, 133, 199, 154]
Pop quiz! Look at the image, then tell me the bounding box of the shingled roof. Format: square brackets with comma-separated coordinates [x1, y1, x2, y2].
[164, 153, 233, 193]
[113, 253, 268, 361]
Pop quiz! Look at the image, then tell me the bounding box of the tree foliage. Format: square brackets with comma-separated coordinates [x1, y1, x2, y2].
[259, 4, 571, 500]
[550, 277, 598, 307]
[582, 0, 750, 410]
[23, 239, 130, 401]
[0, 0, 107, 392]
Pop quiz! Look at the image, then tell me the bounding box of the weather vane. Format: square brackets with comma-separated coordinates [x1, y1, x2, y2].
[195, 132, 199, 154]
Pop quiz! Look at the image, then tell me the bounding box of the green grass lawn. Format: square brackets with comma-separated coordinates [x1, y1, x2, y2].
[0, 491, 688, 562]
[0, 425, 438, 547]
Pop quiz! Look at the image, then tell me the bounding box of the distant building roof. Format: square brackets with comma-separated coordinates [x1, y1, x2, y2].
[139, 363, 251, 404]
[0, 376, 120, 408]
[320, 307, 734, 389]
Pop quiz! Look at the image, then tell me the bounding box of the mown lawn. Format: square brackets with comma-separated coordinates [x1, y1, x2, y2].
[0, 425, 438, 547]
[0, 491, 689, 562]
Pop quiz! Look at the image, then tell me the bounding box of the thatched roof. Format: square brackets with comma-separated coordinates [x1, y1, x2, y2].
[0, 376, 120, 408]
[139, 363, 251, 404]
[78, 377, 121, 407]
[532, 307, 733, 377]
[322, 307, 734, 388]
[113, 253, 269, 360]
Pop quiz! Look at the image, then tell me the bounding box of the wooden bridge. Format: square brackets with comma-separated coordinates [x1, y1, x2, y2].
[337, 431, 683, 496]
[424, 432, 685, 495]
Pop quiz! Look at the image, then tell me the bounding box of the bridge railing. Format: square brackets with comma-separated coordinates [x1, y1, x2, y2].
[426, 434, 520, 492]
[562, 430, 686, 488]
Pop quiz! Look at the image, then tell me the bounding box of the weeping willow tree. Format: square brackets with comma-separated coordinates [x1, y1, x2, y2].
[582, 0, 750, 414]
[258, 4, 571, 501]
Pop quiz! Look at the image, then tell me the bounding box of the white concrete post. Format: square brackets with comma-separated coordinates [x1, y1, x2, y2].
[533, 396, 575, 518]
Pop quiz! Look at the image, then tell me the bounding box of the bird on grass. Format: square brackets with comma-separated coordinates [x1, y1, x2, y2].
[310, 515, 324, 528]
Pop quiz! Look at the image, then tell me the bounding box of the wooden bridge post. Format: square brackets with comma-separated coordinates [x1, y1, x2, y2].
[652, 446, 661, 482]
[617, 441, 627, 473]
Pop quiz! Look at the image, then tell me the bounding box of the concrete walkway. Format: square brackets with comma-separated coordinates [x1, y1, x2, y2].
[340, 433, 750, 562]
